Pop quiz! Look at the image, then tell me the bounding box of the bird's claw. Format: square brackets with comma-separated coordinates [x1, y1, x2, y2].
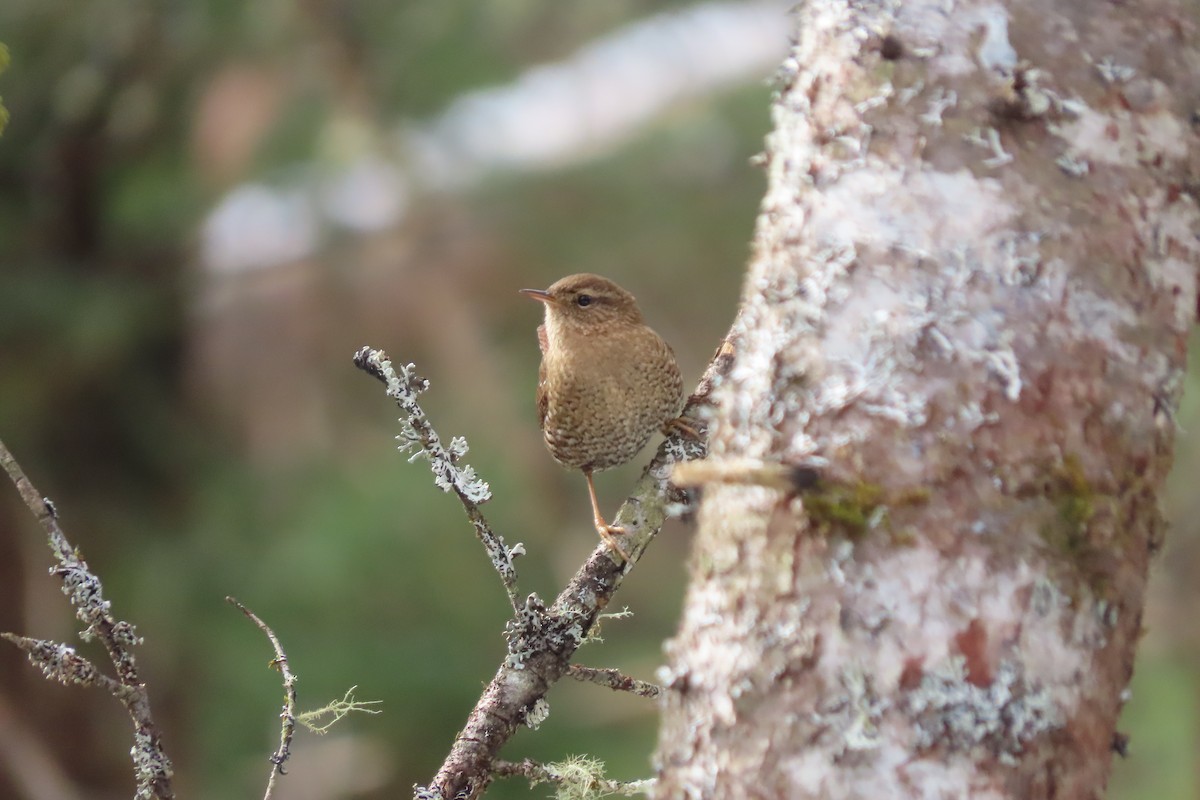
[594, 520, 630, 562]
[662, 416, 702, 440]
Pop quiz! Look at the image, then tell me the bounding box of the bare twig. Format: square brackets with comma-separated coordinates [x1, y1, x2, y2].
[227, 597, 298, 800]
[395, 336, 734, 800]
[353, 347, 523, 612]
[671, 456, 821, 491]
[0, 436, 175, 800]
[565, 664, 663, 700]
[494, 756, 654, 797]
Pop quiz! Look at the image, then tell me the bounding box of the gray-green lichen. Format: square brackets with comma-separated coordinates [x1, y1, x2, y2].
[130, 728, 174, 800]
[3, 635, 108, 688]
[906, 656, 1062, 765]
[523, 698, 550, 730]
[379, 355, 492, 504]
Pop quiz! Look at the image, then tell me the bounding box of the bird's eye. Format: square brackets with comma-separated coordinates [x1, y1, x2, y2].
[576, 294, 593, 307]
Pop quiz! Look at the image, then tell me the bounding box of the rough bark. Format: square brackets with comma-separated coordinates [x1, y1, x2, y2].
[655, 1, 1200, 798]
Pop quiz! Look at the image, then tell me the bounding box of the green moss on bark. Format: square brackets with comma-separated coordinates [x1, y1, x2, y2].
[803, 482, 931, 540]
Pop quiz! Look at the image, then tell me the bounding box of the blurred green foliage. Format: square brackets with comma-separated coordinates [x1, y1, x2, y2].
[0, 3, 761, 798]
[0, 44, 9, 137]
[1109, 654, 1200, 799]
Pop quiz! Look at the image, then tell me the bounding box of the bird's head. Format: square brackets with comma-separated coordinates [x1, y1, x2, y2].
[520, 273, 645, 332]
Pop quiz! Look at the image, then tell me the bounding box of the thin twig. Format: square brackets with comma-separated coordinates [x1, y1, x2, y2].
[0, 436, 175, 800]
[671, 456, 822, 492]
[408, 335, 735, 800]
[0, 634, 124, 694]
[227, 597, 297, 800]
[353, 347, 522, 613]
[566, 664, 663, 700]
[494, 757, 654, 797]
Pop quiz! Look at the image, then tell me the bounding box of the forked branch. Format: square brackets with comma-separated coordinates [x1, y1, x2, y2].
[353, 348, 523, 612]
[227, 597, 298, 800]
[355, 339, 733, 800]
[0, 436, 175, 800]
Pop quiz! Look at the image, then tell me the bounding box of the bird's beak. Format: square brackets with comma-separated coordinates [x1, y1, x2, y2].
[519, 288, 552, 304]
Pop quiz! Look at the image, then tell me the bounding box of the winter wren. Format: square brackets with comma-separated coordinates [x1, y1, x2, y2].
[521, 273, 684, 560]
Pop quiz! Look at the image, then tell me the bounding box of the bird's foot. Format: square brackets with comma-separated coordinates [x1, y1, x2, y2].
[594, 519, 630, 562]
[662, 415, 703, 440]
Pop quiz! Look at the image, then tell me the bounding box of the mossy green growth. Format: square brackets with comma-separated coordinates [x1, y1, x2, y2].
[1042, 453, 1096, 556]
[1033, 454, 1126, 600]
[803, 482, 930, 540]
[870, 60, 896, 89]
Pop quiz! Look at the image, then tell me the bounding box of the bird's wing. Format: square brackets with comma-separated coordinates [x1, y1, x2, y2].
[536, 358, 549, 429]
[535, 324, 550, 427]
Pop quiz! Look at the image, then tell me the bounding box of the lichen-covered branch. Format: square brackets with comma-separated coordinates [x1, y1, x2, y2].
[0, 635, 123, 694]
[227, 597, 297, 800]
[360, 338, 730, 800]
[0, 436, 175, 800]
[353, 347, 524, 612]
[494, 756, 654, 797]
[566, 664, 663, 700]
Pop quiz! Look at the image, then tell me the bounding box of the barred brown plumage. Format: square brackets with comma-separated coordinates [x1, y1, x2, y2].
[521, 273, 684, 561]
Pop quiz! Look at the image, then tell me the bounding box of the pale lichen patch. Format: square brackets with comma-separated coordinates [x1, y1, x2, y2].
[907, 657, 1063, 762]
[1053, 102, 1189, 165]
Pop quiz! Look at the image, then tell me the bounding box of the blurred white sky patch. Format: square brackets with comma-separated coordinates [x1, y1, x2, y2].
[200, 0, 791, 274]
[203, 184, 318, 274]
[321, 154, 409, 232]
[403, 0, 792, 187]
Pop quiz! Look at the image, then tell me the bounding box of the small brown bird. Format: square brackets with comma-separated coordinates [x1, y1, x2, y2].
[521, 273, 684, 560]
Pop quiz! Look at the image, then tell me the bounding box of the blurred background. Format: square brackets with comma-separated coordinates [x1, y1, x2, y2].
[0, 2, 1195, 798]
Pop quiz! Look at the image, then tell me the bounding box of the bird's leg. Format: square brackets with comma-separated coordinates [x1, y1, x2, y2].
[662, 415, 702, 440]
[584, 470, 629, 561]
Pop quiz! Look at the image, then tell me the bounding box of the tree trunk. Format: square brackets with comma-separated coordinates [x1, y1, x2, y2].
[654, 1, 1199, 798]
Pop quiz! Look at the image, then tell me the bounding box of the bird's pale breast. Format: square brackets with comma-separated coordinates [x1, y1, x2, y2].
[538, 324, 682, 472]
